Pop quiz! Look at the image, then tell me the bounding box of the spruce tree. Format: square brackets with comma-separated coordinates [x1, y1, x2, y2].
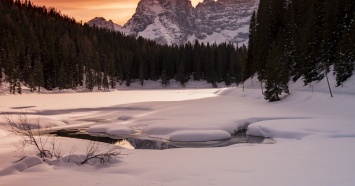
[57, 62, 66, 90]
[193, 40, 202, 80]
[302, 0, 326, 84]
[264, 33, 289, 102]
[246, 11, 257, 78]
[16, 81, 21, 94]
[108, 55, 116, 89]
[102, 72, 109, 90]
[139, 63, 145, 87]
[255, 0, 272, 83]
[33, 56, 44, 92]
[0, 45, 3, 86]
[284, 0, 302, 81]
[334, 14, 355, 86]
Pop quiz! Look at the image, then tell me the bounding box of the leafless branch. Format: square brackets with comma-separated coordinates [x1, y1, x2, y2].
[4, 113, 60, 159]
[80, 141, 121, 165]
[5, 113, 121, 165]
[67, 146, 77, 162]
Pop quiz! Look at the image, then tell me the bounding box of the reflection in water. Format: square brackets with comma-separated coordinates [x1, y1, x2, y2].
[51, 129, 273, 150]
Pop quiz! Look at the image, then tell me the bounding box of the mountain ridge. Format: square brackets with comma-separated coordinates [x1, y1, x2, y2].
[87, 0, 258, 45]
[87, 17, 122, 32]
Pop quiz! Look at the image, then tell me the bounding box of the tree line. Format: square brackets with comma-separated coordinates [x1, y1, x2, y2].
[247, 0, 355, 101]
[0, 0, 247, 94]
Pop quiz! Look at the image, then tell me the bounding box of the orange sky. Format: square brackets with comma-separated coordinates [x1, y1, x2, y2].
[30, 0, 204, 25]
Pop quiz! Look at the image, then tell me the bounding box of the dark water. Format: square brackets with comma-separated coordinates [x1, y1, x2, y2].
[50, 129, 273, 150]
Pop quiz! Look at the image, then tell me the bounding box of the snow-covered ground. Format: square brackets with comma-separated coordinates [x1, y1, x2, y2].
[0, 73, 355, 185]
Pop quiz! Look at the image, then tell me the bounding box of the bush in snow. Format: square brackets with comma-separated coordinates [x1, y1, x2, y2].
[5, 114, 121, 166]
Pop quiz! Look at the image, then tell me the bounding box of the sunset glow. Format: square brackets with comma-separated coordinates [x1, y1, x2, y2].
[30, 0, 204, 25]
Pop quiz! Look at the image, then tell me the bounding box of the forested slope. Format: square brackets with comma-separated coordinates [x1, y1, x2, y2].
[247, 0, 355, 101]
[0, 0, 247, 94]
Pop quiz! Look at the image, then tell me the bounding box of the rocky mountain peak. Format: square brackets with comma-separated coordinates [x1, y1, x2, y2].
[88, 0, 258, 46]
[193, 0, 258, 45]
[122, 0, 195, 45]
[87, 17, 122, 32]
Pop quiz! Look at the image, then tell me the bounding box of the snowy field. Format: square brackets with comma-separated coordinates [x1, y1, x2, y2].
[0, 75, 355, 185]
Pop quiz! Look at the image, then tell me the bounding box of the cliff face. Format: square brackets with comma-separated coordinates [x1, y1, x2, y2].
[193, 0, 258, 45]
[122, 0, 196, 45]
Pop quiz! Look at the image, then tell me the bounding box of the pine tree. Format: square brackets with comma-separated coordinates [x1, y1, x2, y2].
[102, 72, 109, 90]
[57, 62, 66, 90]
[192, 40, 202, 80]
[246, 11, 257, 78]
[0, 44, 3, 86]
[176, 62, 187, 87]
[139, 63, 145, 87]
[334, 14, 355, 86]
[320, 0, 340, 67]
[301, 0, 326, 84]
[33, 56, 44, 92]
[264, 33, 289, 102]
[108, 55, 116, 89]
[161, 69, 169, 87]
[16, 81, 21, 94]
[255, 0, 272, 83]
[5, 52, 17, 94]
[284, 0, 302, 81]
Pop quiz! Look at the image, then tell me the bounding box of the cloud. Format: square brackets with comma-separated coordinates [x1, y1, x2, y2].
[30, 0, 139, 25]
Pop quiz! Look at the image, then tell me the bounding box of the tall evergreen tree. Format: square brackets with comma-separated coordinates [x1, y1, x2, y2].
[334, 14, 355, 86]
[255, 0, 272, 83]
[301, 0, 326, 84]
[264, 32, 289, 102]
[246, 11, 257, 79]
[33, 56, 44, 92]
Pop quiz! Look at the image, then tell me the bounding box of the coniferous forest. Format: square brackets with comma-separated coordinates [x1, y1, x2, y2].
[1, 0, 355, 101]
[247, 0, 355, 101]
[0, 0, 247, 94]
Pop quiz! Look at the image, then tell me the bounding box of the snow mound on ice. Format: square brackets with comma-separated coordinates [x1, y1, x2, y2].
[247, 120, 313, 140]
[168, 130, 231, 142]
[88, 124, 135, 136]
[0, 156, 44, 176]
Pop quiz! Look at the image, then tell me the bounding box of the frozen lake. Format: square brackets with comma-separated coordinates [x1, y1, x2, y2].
[1, 84, 355, 185]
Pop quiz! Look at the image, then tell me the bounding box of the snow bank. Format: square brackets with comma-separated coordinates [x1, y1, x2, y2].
[243, 67, 355, 94]
[0, 156, 44, 176]
[168, 130, 231, 142]
[247, 119, 314, 140]
[248, 118, 355, 140]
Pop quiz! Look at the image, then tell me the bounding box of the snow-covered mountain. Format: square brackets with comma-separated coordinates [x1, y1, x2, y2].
[88, 0, 258, 46]
[87, 17, 122, 32]
[122, 0, 196, 45]
[192, 0, 258, 45]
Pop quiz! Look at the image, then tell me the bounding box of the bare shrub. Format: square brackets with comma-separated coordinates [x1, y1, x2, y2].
[67, 146, 77, 162]
[5, 114, 61, 159]
[5, 113, 120, 165]
[80, 141, 121, 165]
